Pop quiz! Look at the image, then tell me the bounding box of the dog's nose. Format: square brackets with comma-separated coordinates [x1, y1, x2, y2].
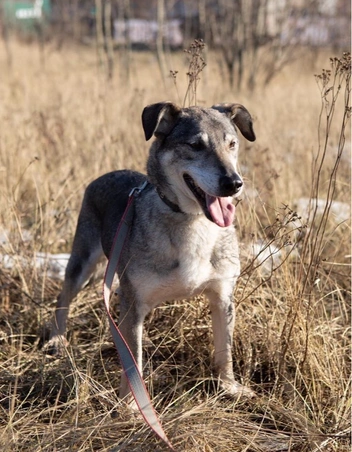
[219, 175, 243, 195]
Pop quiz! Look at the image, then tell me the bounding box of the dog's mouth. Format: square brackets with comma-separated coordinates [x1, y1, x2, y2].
[183, 175, 235, 228]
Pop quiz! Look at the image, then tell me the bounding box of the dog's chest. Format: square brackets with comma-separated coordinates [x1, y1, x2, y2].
[174, 225, 215, 284]
[129, 218, 238, 306]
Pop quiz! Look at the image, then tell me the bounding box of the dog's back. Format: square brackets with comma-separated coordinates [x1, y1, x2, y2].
[82, 170, 147, 256]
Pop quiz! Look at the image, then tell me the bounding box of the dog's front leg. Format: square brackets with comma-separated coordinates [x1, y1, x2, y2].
[206, 286, 255, 398]
[117, 292, 146, 407]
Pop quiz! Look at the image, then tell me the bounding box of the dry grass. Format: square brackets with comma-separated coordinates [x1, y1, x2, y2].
[0, 40, 350, 451]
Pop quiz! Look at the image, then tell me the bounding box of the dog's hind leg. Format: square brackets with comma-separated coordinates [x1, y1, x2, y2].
[47, 218, 104, 354]
[206, 286, 255, 398]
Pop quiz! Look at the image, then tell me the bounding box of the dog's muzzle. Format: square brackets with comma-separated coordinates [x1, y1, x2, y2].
[183, 174, 238, 228]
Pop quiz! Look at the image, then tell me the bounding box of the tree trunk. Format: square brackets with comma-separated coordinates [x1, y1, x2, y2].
[95, 0, 105, 71]
[104, 0, 114, 80]
[156, 0, 167, 85]
[1, 3, 12, 69]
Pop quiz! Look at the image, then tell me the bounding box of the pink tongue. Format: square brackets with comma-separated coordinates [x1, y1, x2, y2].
[206, 195, 235, 227]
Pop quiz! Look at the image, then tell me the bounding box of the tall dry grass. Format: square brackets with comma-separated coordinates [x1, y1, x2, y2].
[0, 40, 350, 451]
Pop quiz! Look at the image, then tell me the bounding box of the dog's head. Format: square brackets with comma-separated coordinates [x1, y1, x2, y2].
[143, 102, 256, 227]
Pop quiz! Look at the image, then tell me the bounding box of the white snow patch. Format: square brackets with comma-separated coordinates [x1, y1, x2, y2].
[296, 198, 350, 223]
[0, 252, 70, 280]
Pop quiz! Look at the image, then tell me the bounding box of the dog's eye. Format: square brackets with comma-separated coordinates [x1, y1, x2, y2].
[189, 141, 203, 151]
[229, 140, 237, 150]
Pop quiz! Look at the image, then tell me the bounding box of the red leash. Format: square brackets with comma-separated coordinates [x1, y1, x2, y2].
[103, 181, 174, 450]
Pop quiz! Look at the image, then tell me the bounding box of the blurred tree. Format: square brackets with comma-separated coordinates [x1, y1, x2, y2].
[207, 0, 325, 90]
[95, 0, 115, 80]
[0, 1, 12, 68]
[157, 0, 168, 82]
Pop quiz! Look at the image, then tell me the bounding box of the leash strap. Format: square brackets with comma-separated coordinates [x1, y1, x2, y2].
[103, 181, 174, 450]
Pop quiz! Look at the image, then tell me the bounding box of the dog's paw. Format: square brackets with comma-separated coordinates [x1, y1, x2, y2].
[43, 335, 69, 356]
[220, 378, 256, 399]
[119, 393, 141, 416]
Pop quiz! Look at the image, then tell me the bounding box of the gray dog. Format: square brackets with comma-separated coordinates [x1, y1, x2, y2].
[48, 101, 256, 404]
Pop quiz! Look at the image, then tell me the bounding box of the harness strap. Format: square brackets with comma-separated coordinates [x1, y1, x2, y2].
[103, 181, 174, 450]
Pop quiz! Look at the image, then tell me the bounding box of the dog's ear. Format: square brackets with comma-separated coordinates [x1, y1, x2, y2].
[211, 103, 256, 142]
[142, 102, 181, 141]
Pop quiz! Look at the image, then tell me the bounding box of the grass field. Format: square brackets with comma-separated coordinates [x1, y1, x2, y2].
[0, 40, 350, 451]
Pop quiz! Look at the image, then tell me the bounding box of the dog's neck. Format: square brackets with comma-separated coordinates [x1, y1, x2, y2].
[156, 187, 183, 213]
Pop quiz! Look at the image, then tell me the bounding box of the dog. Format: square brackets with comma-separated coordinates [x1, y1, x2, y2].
[48, 101, 256, 403]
